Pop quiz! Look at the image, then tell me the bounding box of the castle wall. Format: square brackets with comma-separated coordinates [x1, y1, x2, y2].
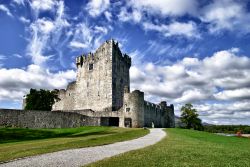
[144, 101, 162, 127]
[52, 82, 77, 110]
[143, 101, 175, 128]
[0, 109, 100, 128]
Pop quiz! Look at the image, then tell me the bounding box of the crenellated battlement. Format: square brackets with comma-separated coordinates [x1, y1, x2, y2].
[76, 39, 131, 68]
[76, 53, 96, 68]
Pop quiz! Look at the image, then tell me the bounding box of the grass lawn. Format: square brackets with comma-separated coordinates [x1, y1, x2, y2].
[0, 126, 149, 162]
[88, 128, 250, 167]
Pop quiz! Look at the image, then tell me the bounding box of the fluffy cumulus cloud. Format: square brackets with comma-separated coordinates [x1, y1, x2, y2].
[0, 65, 75, 102]
[130, 48, 250, 124]
[194, 100, 250, 125]
[200, 0, 250, 33]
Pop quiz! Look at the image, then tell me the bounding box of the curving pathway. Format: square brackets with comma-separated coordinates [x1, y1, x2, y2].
[0, 128, 166, 167]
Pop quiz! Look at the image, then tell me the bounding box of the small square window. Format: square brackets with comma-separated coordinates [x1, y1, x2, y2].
[126, 108, 130, 112]
[89, 63, 93, 70]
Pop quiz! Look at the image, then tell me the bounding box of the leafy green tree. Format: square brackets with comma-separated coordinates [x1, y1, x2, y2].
[180, 103, 203, 130]
[24, 89, 59, 111]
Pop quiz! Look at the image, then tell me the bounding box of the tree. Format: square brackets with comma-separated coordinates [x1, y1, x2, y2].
[180, 103, 203, 130]
[24, 89, 59, 111]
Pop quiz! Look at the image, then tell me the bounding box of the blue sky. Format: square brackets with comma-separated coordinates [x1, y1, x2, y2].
[0, 0, 250, 125]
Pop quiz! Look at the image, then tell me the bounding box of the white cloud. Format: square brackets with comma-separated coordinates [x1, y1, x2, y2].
[94, 26, 108, 34]
[201, 0, 250, 33]
[13, 54, 22, 58]
[69, 41, 88, 49]
[19, 16, 30, 24]
[26, 1, 70, 67]
[130, 48, 250, 124]
[0, 54, 6, 67]
[69, 22, 108, 51]
[33, 18, 55, 34]
[27, 18, 55, 65]
[30, 0, 56, 12]
[0, 4, 13, 17]
[13, 0, 25, 5]
[175, 89, 210, 103]
[131, 48, 250, 104]
[165, 21, 200, 38]
[69, 23, 93, 50]
[130, 49, 250, 124]
[104, 11, 112, 22]
[118, 7, 142, 23]
[129, 0, 198, 17]
[0, 54, 6, 60]
[143, 21, 200, 38]
[214, 88, 250, 100]
[0, 65, 76, 102]
[86, 0, 110, 17]
[195, 100, 250, 125]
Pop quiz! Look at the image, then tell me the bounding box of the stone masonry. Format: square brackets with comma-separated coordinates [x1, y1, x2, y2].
[52, 39, 175, 128]
[53, 40, 131, 111]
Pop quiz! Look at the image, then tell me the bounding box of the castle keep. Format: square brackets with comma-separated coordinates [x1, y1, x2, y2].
[52, 39, 175, 128]
[53, 40, 130, 112]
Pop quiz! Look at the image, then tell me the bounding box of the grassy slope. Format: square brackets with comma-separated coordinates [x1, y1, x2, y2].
[88, 128, 250, 167]
[0, 127, 149, 162]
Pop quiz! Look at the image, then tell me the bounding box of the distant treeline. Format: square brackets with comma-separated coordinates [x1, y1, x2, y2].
[204, 125, 250, 134]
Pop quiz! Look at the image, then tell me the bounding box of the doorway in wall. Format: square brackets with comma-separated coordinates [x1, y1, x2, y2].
[108, 117, 119, 126]
[124, 118, 132, 127]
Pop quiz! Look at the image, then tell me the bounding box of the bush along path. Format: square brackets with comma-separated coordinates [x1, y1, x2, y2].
[0, 128, 166, 167]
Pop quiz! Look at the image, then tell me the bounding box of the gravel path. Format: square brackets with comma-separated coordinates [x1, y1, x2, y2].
[0, 128, 166, 167]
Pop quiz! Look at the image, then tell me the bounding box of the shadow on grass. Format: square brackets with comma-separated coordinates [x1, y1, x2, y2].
[0, 127, 114, 144]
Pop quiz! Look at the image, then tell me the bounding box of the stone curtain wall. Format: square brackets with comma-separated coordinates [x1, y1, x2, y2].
[0, 109, 100, 128]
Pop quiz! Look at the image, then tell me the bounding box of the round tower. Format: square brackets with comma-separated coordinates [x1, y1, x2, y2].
[123, 90, 144, 128]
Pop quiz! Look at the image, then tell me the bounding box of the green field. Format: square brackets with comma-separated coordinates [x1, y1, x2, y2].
[0, 126, 149, 162]
[88, 128, 250, 167]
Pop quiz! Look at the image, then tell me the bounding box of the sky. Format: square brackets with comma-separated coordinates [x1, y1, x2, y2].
[0, 0, 250, 125]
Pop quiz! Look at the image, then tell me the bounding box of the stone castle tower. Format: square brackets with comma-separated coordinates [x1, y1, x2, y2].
[53, 39, 131, 111]
[52, 39, 175, 128]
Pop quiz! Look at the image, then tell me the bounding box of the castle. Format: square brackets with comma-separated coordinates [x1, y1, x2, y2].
[52, 39, 175, 128]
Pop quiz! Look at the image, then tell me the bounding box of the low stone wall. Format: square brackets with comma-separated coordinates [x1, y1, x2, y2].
[0, 109, 100, 128]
